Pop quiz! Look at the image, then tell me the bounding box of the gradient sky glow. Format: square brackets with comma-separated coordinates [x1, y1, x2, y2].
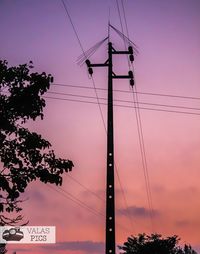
[1, 0, 200, 253]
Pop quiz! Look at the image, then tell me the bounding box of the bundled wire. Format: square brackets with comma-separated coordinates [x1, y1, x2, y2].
[77, 36, 109, 66]
[109, 23, 139, 55]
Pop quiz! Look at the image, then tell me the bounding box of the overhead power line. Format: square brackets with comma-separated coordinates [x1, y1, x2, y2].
[47, 184, 104, 217]
[66, 174, 104, 202]
[116, 0, 155, 230]
[60, 0, 107, 137]
[61, 0, 85, 55]
[66, 174, 136, 230]
[109, 24, 139, 54]
[114, 0, 138, 232]
[47, 91, 200, 112]
[44, 96, 200, 116]
[115, 0, 154, 231]
[61, 0, 135, 237]
[61, 2, 137, 235]
[77, 37, 108, 66]
[121, 0, 130, 44]
[51, 83, 200, 101]
[46, 184, 132, 234]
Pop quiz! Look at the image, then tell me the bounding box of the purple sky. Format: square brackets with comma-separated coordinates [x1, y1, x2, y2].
[1, 1, 200, 253]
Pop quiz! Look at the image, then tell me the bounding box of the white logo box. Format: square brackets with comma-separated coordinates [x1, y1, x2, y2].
[0, 226, 56, 244]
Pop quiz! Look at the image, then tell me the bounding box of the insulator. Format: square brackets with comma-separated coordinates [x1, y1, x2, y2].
[129, 54, 134, 63]
[85, 59, 91, 67]
[128, 70, 133, 79]
[128, 46, 133, 54]
[50, 76, 54, 83]
[130, 79, 134, 87]
[88, 67, 93, 76]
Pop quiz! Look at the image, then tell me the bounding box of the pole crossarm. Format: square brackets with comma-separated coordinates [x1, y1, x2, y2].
[112, 50, 130, 54]
[112, 75, 130, 79]
[90, 63, 109, 67]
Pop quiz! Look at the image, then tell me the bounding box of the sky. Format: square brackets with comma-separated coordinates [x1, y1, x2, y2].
[1, 0, 200, 253]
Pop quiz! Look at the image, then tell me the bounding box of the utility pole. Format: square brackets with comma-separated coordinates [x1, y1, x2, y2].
[86, 41, 134, 254]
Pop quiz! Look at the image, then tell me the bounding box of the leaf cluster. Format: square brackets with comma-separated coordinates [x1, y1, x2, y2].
[0, 60, 73, 221]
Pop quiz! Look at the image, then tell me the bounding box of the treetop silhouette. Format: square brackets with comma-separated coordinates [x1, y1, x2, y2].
[118, 233, 197, 254]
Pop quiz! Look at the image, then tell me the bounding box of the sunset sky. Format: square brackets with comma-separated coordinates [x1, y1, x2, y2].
[1, 0, 200, 253]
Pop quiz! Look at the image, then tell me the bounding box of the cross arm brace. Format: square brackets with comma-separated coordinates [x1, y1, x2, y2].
[112, 75, 130, 79]
[90, 63, 109, 67]
[85, 59, 109, 68]
[112, 50, 130, 55]
[111, 46, 130, 55]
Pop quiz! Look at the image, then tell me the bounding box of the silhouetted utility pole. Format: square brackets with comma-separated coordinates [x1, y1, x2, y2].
[86, 42, 134, 254]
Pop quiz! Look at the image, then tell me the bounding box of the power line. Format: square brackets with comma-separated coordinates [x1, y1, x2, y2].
[51, 83, 200, 101]
[61, 0, 136, 239]
[115, 0, 139, 233]
[117, 0, 154, 231]
[46, 91, 200, 112]
[60, 0, 109, 221]
[66, 174, 136, 230]
[66, 174, 104, 202]
[77, 37, 108, 66]
[47, 184, 104, 217]
[116, 2, 151, 232]
[60, 0, 135, 236]
[114, 165, 136, 231]
[132, 87, 155, 230]
[60, 0, 108, 145]
[46, 184, 132, 234]
[115, 0, 131, 70]
[58, 0, 197, 236]
[121, 0, 130, 43]
[115, 0, 125, 47]
[44, 96, 200, 116]
[109, 24, 139, 54]
[60, 0, 107, 160]
[61, 0, 85, 55]
[123, 8, 155, 231]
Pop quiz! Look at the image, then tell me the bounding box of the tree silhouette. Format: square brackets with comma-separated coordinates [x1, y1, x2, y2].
[118, 233, 197, 254]
[0, 60, 74, 226]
